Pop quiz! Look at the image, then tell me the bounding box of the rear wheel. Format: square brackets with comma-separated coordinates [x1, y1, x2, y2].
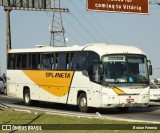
[23, 90, 31, 106]
[3, 87, 7, 95]
[78, 93, 89, 112]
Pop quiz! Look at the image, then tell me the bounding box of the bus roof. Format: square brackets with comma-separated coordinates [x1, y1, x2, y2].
[8, 43, 145, 56]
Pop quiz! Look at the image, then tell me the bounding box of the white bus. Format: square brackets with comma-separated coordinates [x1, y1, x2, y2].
[7, 43, 152, 112]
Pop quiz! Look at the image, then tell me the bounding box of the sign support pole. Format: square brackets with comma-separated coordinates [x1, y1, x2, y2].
[5, 7, 12, 50]
[4, 7, 12, 73]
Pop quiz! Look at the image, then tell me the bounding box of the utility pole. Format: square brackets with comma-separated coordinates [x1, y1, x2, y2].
[49, 0, 69, 47]
[4, 7, 12, 76]
[5, 7, 12, 51]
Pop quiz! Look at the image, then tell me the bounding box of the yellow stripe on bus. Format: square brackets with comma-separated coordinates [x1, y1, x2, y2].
[22, 70, 74, 96]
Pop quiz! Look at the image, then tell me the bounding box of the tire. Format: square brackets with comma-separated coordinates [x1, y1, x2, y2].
[23, 90, 31, 106]
[78, 93, 89, 113]
[117, 107, 129, 112]
[3, 87, 7, 95]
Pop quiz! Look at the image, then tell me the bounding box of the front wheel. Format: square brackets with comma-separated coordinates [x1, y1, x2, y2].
[78, 93, 89, 113]
[23, 90, 31, 106]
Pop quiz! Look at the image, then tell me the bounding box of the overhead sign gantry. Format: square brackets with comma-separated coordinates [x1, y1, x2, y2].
[0, 0, 51, 10]
[0, 0, 69, 50]
[0, 0, 68, 12]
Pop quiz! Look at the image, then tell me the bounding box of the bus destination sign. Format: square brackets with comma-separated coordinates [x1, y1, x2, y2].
[87, 0, 149, 15]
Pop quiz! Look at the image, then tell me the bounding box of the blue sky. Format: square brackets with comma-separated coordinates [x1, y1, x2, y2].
[0, 0, 160, 78]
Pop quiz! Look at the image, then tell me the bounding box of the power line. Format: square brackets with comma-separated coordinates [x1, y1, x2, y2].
[69, 12, 98, 42]
[62, 0, 100, 43]
[46, 7, 90, 45]
[72, 1, 106, 43]
[63, 14, 89, 44]
[80, 0, 117, 43]
[61, 1, 97, 44]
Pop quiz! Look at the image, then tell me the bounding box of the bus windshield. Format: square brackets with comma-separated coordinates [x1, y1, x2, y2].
[102, 55, 149, 84]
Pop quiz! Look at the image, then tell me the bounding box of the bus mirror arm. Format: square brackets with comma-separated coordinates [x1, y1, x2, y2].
[92, 61, 103, 83]
[93, 60, 103, 74]
[99, 64, 103, 75]
[147, 60, 152, 75]
[99, 64, 104, 83]
[147, 60, 151, 64]
[149, 65, 152, 75]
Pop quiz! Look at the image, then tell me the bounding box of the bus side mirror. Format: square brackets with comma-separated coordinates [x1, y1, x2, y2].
[93, 60, 103, 74]
[93, 61, 103, 83]
[147, 60, 152, 75]
[99, 64, 103, 75]
[149, 65, 152, 75]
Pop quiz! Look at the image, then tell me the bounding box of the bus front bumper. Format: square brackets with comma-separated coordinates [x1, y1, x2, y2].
[101, 94, 149, 108]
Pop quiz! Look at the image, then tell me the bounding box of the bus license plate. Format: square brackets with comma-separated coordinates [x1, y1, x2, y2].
[126, 99, 134, 103]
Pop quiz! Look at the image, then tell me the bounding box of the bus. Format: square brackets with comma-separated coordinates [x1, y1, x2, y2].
[7, 43, 152, 112]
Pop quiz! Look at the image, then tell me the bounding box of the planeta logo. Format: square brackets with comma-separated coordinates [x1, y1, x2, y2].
[46, 72, 70, 78]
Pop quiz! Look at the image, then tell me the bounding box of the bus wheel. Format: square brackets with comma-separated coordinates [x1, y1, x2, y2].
[4, 87, 7, 95]
[117, 107, 129, 112]
[78, 93, 88, 113]
[24, 90, 31, 106]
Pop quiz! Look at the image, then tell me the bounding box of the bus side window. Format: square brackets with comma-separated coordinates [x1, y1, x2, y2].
[28, 54, 32, 69]
[29, 54, 40, 70]
[66, 53, 69, 70]
[87, 51, 100, 82]
[32, 54, 36, 69]
[58, 53, 66, 70]
[74, 52, 87, 71]
[22, 54, 27, 69]
[66, 53, 75, 70]
[8, 54, 16, 69]
[42, 54, 51, 70]
[51, 54, 55, 69]
[55, 53, 58, 69]
[16, 54, 22, 69]
[70, 53, 75, 70]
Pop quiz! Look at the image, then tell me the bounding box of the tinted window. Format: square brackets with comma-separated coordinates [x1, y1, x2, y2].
[42, 54, 52, 69]
[16, 54, 22, 69]
[22, 54, 27, 69]
[8, 54, 16, 69]
[66, 53, 75, 70]
[28, 54, 40, 69]
[74, 52, 88, 70]
[87, 52, 100, 82]
[58, 53, 66, 70]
